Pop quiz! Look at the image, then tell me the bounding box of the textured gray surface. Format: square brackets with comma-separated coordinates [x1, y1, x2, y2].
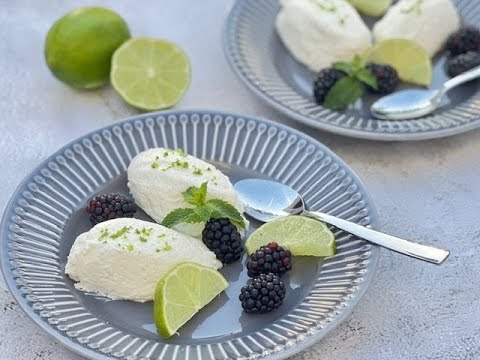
[0, 0, 479, 359]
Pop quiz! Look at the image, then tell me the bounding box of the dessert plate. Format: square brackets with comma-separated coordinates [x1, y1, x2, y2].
[1, 110, 379, 359]
[224, 0, 480, 141]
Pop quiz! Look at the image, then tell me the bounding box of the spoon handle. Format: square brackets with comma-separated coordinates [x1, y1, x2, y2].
[304, 211, 450, 265]
[441, 64, 480, 95]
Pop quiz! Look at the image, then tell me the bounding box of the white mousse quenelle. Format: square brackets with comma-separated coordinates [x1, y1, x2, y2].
[65, 218, 222, 302]
[373, 0, 460, 57]
[127, 148, 246, 238]
[275, 0, 372, 72]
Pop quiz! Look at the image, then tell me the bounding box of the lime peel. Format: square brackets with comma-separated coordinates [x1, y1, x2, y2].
[44, 6, 130, 89]
[154, 262, 228, 338]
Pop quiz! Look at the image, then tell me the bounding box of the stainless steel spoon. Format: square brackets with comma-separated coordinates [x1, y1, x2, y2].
[234, 178, 450, 265]
[371, 64, 480, 120]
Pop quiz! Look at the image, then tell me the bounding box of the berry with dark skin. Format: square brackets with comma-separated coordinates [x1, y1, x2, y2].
[202, 218, 243, 264]
[239, 273, 286, 314]
[446, 27, 480, 56]
[446, 51, 480, 77]
[365, 63, 399, 94]
[247, 242, 292, 277]
[313, 68, 346, 104]
[85, 194, 137, 226]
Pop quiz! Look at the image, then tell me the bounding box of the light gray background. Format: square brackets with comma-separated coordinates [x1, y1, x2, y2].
[1, 1, 479, 359]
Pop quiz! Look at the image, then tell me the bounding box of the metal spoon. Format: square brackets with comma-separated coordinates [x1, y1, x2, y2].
[234, 179, 450, 265]
[371, 64, 480, 120]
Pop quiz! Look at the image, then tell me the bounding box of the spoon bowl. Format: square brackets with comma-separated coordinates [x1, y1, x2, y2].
[371, 64, 480, 120]
[371, 89, 441, 120]
[235, 178, 450, 265]
[234, 179, 303, 222]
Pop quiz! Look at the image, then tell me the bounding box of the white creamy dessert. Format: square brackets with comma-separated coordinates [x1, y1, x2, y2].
[127, 148, 246, 238]
[373, 0, 460, 57]
[276, 0, 372, 72]
[65, 218, 222, 302]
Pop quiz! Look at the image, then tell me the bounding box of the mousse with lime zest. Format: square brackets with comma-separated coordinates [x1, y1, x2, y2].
[65, 218, 222, 302]
[276, 0, 372, 72]
[373, 0, 460, 57]
[127, 148, 247, 238]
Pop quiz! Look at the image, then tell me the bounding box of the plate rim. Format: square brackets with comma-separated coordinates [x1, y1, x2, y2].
[223, 0, 480, 142]
[1, 109, 380, 360]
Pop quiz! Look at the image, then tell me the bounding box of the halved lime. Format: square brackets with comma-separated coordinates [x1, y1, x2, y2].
[111, 37, 191, 111]
[363, 39, 432, 86]
[154, 262, 228, 338]
[245, 215, 336, 256]
[348, 0, 392, 16]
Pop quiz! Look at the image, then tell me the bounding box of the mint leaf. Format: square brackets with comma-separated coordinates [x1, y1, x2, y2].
[182, 182, 208, 206]
[351, 55, 364, 73]
[205, 199, 246, 229]
[324, 77, 363, 110]
[334, 55, 364, 75]
[332, 61, 352, 75]
[162, 208, 195, 228]
[164, 182, 246, 229]
[356, 68, 378, 89]
[193, 205, 215, 223]
[182, 213, 204, 224]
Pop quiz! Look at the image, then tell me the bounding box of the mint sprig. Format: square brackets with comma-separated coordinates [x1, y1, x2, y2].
[324, 55, 378, 110]
[162, 182, 246, 229]
[333, 54, 365, 76]
[162, 208, 203, 227]
[182, 182, 208, 206]
[356, 68, 378, 89]
[324, 77, 363, 110]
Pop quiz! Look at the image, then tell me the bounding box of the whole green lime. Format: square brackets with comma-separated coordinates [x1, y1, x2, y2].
[45, 7, 130, 89]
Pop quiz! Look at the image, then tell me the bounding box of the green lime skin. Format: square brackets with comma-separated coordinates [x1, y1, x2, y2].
[45, 7, 130, 89]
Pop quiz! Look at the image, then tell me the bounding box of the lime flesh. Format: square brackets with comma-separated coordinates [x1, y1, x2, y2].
[348, 0, 392, 16]
[111, 37, 191, 110]
[154, 262, 228, 338]
[245, 215, 336, 257]
[363, 39, 432, 86]
[45, 7, 130, 89]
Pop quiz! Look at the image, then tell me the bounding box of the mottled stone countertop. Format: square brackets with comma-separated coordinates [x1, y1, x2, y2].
[1, 1, 479, 359]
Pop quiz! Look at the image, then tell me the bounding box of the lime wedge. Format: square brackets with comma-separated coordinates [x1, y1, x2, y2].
[363, 39, 432, 86]
[245, 215, 336, 257]
[154, 262, 228, 338]
[348, 0, 392, 17]
[111, 37, 191, 111]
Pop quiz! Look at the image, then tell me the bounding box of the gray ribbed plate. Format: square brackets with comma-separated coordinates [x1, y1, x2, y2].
[1, 110, 379, 360]
[224, 0, 480, 141]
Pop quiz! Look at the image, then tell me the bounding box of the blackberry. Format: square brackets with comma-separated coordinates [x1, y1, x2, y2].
[239, 273, 286, 314]
[247, 242, 292, 277]
[446, 27, 480, 56]
[365, 63, 399, 94]
[313, 68, 346, 104]
[85, 194, 137, 226]
[446, 51, 480, 77]
[202, 218, 243, 264]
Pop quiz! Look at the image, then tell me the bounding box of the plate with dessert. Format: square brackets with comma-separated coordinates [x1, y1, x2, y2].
[224, 0, 480, 140]
[0, 111, 379, 359]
